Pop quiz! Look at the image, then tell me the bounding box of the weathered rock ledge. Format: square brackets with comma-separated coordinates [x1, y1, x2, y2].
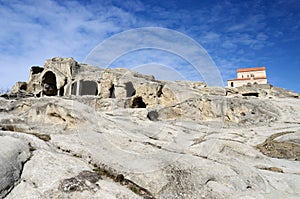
[0, 57, 300, 199]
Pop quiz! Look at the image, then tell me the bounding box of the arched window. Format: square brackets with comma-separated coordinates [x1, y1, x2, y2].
[231, 82, 234, 87]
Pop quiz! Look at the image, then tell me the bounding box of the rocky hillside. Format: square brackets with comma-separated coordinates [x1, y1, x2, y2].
[0, 58, 300, 199]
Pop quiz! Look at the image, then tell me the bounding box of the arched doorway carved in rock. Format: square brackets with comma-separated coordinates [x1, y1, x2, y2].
[42, 71, 57, 96]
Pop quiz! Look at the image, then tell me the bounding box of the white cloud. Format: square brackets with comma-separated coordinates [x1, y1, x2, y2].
[202, 32, 220, 43]
[0, 0, 138, 89]
[0, 0, 238, 89]
[222, 40, 237, 50]
[109, 49, 202, 82]
[227, 24, 246, 32]
[84, 27, 224, 86]
[256, 33, 268, 41]
[132, 63, 186, 81]
[1, 0, 297, 92]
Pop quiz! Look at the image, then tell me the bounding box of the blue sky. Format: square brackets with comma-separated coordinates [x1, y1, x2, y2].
[0, 0, 299, 92]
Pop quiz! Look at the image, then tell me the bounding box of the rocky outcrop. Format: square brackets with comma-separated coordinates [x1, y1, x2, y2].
[1, 95, 299, 198]
[6, 57, 298, 104]
[154, 95, 279, 125]
[1, 57, 300, 198]
[0, 136, 30, 198]
[226, 84, 300, 98]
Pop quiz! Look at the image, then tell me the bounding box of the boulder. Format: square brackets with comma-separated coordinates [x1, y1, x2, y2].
[0, 136, 30, 198]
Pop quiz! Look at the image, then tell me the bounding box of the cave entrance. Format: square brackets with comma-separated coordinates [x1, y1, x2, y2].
[31, 66, 44, 75]
[20, 84, 27, 91]
[42, 71, 57, 96]
[109, 84, 115, 98]
[131, 96, 146, 108]
[242, 92, 259, 97]
[59, 87, 64, 96]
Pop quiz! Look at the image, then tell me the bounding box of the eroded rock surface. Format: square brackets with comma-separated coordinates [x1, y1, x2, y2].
[0, 136, 30, 198]
[1, 57, 300, 199]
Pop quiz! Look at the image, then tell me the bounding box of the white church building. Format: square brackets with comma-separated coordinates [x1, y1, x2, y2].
[227, 67, 268, 88]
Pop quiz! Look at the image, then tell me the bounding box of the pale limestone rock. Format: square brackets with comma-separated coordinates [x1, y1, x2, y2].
[1, 95, 300, 198]
[9, 82, 27, 94]
[275, 131, 300, 145]
[0, 136, 30, 198]
[160, 84, 177, 106]
[134, 82, 159, 107]
[154, 95, 279, 125]
[1, 57, 300, 199]
[6, 150, 141, 199]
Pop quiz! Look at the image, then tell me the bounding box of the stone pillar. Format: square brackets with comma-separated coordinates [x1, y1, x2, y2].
[76, 80, 80, 96]
[65, 83, 71, 96]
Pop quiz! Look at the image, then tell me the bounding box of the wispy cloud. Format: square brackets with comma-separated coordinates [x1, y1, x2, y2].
[201, 32, 220, 43]
[0, 0, 137, 88]
[0, 0, 299, 91]
[84, 27, 223, 86]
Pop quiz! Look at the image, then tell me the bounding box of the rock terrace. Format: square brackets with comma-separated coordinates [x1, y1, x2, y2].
[0, 57, 300, 199]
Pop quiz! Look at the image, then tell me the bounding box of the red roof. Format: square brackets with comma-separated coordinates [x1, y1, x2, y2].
[237, 67, 266, 73]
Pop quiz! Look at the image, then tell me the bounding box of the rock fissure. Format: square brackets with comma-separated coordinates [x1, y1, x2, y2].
[1, 57, 300, 198]
[1, 140, 33, 199]
[257, 131, 300, 160]
[92, 164, 156, 199]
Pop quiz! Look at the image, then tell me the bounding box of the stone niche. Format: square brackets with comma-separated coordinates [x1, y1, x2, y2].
[42, 71, 57, 96]
[81, 81, 98, 95]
